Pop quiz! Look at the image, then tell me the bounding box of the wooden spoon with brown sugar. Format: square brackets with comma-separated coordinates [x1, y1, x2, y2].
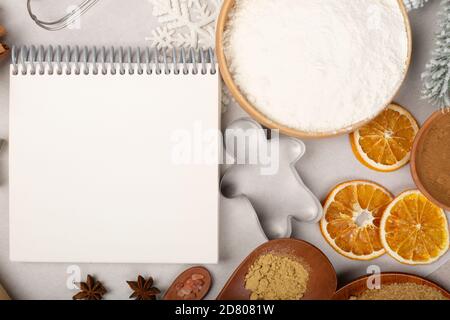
[163, 266, 212, 300]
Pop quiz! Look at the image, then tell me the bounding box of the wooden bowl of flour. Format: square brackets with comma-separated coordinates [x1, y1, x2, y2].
[216, 0, 412, 138]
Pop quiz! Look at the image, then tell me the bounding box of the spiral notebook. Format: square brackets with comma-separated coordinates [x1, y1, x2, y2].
[9, 46, 220, 263]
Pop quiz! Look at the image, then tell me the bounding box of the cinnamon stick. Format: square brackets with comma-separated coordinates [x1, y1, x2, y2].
[0, 284, 10, 300]
[0, 25, 8, 60]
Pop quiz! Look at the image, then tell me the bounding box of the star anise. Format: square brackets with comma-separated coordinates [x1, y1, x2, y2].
[127, 275, 161, 300]
[73, 275, 107, 300]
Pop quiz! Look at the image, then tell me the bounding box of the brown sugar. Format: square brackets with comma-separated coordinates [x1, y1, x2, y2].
[416, 112, 450, 207]
[351, 282, 448, 300]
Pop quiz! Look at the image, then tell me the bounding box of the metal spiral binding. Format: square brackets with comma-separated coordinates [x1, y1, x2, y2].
[11, 46, 217, 76]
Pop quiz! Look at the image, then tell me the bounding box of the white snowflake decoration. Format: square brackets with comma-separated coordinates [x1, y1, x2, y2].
[403, 0, 429, 10]
[147, 0, 222, 49]
[222, 86, 234, 105]
[221, 86, 236, 113]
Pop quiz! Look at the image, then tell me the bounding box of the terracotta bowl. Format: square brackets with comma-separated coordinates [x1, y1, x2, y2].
[216, 0, 412, 138]
[216, 239, 337, 300]
[333, 272, 450, 300]
[411, 110, 450, 211]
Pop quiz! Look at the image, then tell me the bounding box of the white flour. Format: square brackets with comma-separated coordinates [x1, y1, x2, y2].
[223, 0, 409, 133]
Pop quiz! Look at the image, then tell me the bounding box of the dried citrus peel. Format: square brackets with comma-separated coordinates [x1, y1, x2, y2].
[380, 190, 449, 265]
[320, 181, 393, 260]
[350, 104, 419, 172]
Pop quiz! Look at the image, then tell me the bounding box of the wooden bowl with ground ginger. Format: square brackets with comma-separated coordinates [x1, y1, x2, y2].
[216, 239, 337, 300]
[333, 273, 450, 300]
[411, 110, 450, 210]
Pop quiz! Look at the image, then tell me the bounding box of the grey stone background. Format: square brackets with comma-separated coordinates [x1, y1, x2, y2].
[0, 0, 448, 299]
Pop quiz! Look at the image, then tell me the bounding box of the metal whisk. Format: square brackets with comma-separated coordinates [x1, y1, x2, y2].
[27, 0, 100, 31]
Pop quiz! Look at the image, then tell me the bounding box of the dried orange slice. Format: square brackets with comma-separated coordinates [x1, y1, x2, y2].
[350, 104, 419, 172]
[380, 190, 449, 265]
[320, 181, 394, 260]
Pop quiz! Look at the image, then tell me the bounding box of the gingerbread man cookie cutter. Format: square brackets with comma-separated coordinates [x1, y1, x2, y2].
[221, 118, 323, 239]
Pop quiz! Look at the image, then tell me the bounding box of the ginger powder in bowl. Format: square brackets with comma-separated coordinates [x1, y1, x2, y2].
[412, 111, 450, 210]
[219, 0, 411, 137]
[244, 254, 309, 300]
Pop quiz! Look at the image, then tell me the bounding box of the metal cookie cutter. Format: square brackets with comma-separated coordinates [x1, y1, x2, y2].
[221, 118, 323, 240]
[27, 0, 100, 31]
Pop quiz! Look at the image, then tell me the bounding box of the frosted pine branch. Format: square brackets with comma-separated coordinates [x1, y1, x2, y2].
[404, 0, 429, 10]
[422, 0, 450, 108]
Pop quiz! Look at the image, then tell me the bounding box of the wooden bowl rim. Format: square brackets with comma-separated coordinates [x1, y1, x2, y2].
[216, 238, 337, 300]
[216, 0, 413, 139]
[333, 272, 450, 300]
[411, 110, 450, 210]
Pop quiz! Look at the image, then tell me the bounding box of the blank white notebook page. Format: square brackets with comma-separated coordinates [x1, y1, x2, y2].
[9, 65, 219, 263]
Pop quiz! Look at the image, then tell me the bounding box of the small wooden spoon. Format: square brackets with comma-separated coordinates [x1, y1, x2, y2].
[163, 266, 212, 300]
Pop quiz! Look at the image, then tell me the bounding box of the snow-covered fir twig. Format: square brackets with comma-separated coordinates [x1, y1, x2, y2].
[422, 0, 450, 109]
[404, 0, 429, 11]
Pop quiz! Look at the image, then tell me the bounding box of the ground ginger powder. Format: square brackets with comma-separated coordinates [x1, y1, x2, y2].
[416, 112, 450, 208]
[244, 254, 309, 300]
